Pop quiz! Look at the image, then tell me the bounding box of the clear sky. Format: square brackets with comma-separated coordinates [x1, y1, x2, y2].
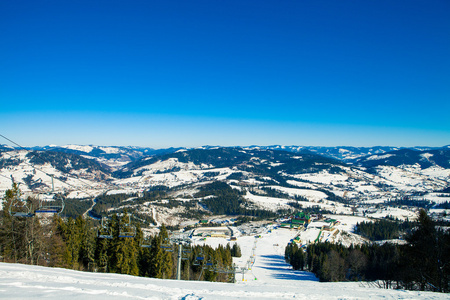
[1, 0, 449, 148]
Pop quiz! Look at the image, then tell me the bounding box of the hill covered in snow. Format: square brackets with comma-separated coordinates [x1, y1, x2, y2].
[1, 145, 450, 224]
[1, 145, 450, 298]
[0, 249, 447, 300]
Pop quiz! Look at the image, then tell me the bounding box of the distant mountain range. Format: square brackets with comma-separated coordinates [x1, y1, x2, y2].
[1, 143, 449, 221]
[2, 144, 447, 168]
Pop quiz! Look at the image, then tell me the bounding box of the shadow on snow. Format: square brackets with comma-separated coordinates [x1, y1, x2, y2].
[257, 254, 319, 282]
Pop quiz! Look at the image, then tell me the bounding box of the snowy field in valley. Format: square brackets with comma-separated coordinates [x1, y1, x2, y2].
[1, 226, 447, 299]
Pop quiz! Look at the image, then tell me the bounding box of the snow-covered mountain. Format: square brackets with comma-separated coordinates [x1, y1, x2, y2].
[5, 143, 446, 169]
[30, 145, 184, 171]
[0, 149, 112, 196]
[1, 145, 450, 297]
[1, 145, 449, 222]
[355, 148, 450, 169]
[253, 145, 447, 162]
[2, 145, 449, 197]
[252, 145, 403, 161]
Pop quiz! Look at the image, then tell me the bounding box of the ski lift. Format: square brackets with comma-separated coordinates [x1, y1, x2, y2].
[35, 175, 64, 214]
[204, 259, 215, 270]
[98, 217, 113, 239]
[160, 238, 173, 252]
[193, 255, 205, 266]
[247, 256, 256, 270]
[9, 196, 34, 218]
[140, 240, 152, 248]
[181, 250, 191, 261]
[193, 249, 205, 266]
[197, 257, 215, 280]
[118, 214, 136, 238]
[35, 193, 65, 214]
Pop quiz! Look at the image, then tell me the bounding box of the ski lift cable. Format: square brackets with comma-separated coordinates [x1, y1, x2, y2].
[0, 134, 143, 220]
[1, 148, 94, 197]
[0, 134, 103, 198]
[0, 137, 106, 217]
[0, 133, 134, 198]
[0, 173, 12, 180]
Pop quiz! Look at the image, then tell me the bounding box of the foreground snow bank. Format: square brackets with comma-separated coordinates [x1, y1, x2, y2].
[0, 262, 446, 299]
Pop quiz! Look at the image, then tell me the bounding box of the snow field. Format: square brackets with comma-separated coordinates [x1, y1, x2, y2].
[1, 225, 447, 299]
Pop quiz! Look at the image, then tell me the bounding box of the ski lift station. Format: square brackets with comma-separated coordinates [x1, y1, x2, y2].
[191, 227, 232, 238]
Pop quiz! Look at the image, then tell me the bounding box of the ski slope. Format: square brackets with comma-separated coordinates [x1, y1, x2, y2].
[1, 227, 447, 299]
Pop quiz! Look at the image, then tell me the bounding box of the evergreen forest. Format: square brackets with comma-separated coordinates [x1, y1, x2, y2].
[285, 210, 450, 292]
[0, 184, 239, 283]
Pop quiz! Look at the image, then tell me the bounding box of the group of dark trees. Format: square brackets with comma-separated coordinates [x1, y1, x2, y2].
[386, 198, 435, 209]
[285, 242, 305, 271]
[90, 192, 138, 218]
[261, 187, 309, 201]
[285, 210, 450, 292]
[26, 151, 110, 178]
[0, 184, 237, 282]
[196, 181, 277, 218]
[355, 219, 400, 241]
[436, 201, 450, 209]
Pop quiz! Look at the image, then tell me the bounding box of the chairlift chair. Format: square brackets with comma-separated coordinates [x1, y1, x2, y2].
[119, 223, 137, 238]
[9, 197, 34, 218]
[35, 193, 65, 214]
[192, 249, 205, 266]
[193, 256, 205, 266]
[140, 237, 152, 248]
[34, 175, 64, 214]
[160, 238, 173, 252]
[98, 217, 113, 239]
[204, 259, 215, 271]
[118, 213, 137, 238]
[139, 237, 152, 248]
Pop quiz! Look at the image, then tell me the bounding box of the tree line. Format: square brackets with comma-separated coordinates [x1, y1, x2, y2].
[0, 184, 237, 282]
[355, 219, 400, 241]
[285, 210, 450, 292]
[197, 181, 277, 218]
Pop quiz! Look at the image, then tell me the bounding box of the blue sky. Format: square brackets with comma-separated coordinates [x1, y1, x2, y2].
[1, 0, 449, 148]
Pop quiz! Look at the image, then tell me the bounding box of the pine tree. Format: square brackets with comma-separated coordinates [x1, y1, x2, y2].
[0, 184, 43, 264]
[47, 215, 68, 267]
[401, 209, 448, 291]
[231, 243, 242, 257]
[321, 250, 345, 282]
[108, 214, 139, 275]
[78, 216, 96, 271]
[149, 225, 173, 279]
[346, 249, 367, 281]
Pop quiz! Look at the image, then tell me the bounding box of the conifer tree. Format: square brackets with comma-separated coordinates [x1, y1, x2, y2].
[95, 237, 109, 272]
[402, 209, 449, 291]
[149, 225, 173, 279]
[231, 243, 242, 257]
[47, 215, 68, 267]
[108, 214, 139, 275]
[77, 216, 96, 271]
[0, 184, 43, 264]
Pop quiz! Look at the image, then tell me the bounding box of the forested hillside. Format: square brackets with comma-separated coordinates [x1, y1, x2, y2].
[0, 184, 236, 282]
[285, 210, 450, 292]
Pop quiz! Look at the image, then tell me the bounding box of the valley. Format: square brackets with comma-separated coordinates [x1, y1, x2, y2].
[1, 145, 449, 242]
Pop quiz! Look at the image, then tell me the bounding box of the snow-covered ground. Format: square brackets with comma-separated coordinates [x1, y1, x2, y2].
[244, 192, 292, 211]
[1, 226, 446, 300]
